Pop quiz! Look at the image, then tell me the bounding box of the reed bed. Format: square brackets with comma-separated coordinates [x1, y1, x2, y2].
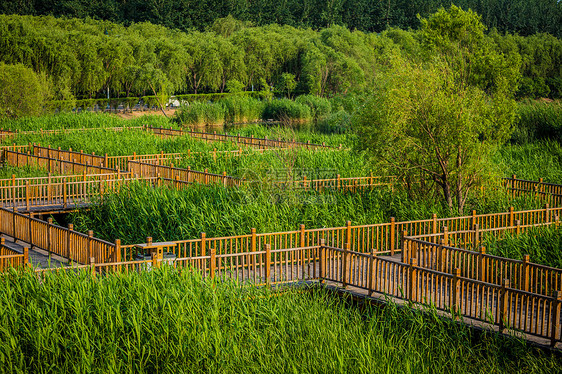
[0, 267, 558, 373]
[173, 148, 372, 179]
[483, 225, 562, 269]
[70, 182, 545, 245]
[0, 112, 176, 131]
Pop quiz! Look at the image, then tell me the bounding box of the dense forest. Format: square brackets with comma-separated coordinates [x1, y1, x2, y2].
[1, 0, 561, 37]
[0, 10, 561, 106]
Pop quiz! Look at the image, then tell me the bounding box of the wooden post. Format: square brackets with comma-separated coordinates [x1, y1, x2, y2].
[28, 212, 32, 246]
[471, 210, 477, 228]
[210, 248, 216, 279]
[478, 246, 487, 283]
[299, 224, 306, 278]
[509, 206, 515, 229]
[63, 178, 68, 209]
[545, 203, 551, 223]
[104, 153, 108, 168]
[511, 175, 516, 198]
[390, 217, 396, 255]
[346, 220, 352, 250]
[47, 217, 53, 254]
[440, 239, 447, 273]
[67, 223, 74, 262]
[452, 268, 461, 316]
[222, 171, 227, 187]
[400, 231, 408, 264]
[151, 252, 159, 268]
[551, 291, 562, 347]
[337, 174, 341, 190]
[499, 279, 510, 332]
[472, 224, 480, 249]
[368, 252, 375, 297]
[343, 242, 350, 288]
[25, 180, 30, 211]
[115, 239, 121, 263]
[250, 228, 256, 271]
[87, 230, 93, 261]
[515, 219, 521, 235]
[409, 258, 418, 302]
[265, 244, 272, 286]
[200, 232, 206, 256]
[319, 238, 326, 283]
[442, 226, 449, 246]
[522, 254, 530, 292]
[23, 247, 29, 267]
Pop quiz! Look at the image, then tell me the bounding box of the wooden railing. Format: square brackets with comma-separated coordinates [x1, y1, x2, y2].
[29, 241, 562, 347]
[3, 150, 118, 175]
[0, 207, 118, 264]
[147, 125, 342, 150]
[0, 174, 138, 210]
[33, 145, 107, 168]
[402, 236, 562, 297]
[0, 238, 29, 271]
[270, 175, 395, 192]
[322, 244, 562, 346]
[129, 160, 244, 187]
[120, 206, 562, 262]
[503, 175, 562, 207]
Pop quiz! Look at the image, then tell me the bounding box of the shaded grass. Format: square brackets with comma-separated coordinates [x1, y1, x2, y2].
[0, 267, 559, 373]
[483, 226, 562, 269]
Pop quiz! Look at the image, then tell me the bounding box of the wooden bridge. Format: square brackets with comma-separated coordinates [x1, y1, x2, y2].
[2, 203, 562, 348]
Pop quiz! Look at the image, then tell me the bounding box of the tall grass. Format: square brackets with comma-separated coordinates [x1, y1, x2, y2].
[0, 268, 558, 373]
[483, 226, 562, 268]
[495, 140, 562, 183]
[262, 98, 312, 122]
[71, 182, 543, 245]
[0, 112, 176, 131]
[512, 100, 562, 143]
[0, 165, 52, 179]
[1, 129, 240, 156]
[175, 148, 372, 178]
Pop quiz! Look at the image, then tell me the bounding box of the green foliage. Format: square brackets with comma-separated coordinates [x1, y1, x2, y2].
[0, 62, 51, 119]
[295, 95, 332, 121]
[356, 55, 517, 212]
[317, 110, 352, 134]
[511, 101, 562, 143]
[1, 269, 559, 372]
[483, 226, 562, 268]
[262, 99, 311, 122]
[496, 140, 562, 184]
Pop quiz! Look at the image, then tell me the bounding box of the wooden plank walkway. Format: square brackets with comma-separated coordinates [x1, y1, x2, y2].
[1, 234, 67, 268]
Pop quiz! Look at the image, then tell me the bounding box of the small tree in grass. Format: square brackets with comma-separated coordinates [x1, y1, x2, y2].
[0, 62, 50, 119]
[355, 6, 520, 213]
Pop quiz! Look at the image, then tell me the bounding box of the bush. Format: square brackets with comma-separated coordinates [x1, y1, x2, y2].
[295, 95, 332, 121]
[262, 98, 311, 122]
[175, 101, 226, 126]
[317, 110, 352, 134]
[221, 95, 265, 123]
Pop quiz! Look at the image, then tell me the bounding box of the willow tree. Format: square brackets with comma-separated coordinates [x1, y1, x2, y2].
[0, 62, 50, 118]
[355, 6, 520, 213]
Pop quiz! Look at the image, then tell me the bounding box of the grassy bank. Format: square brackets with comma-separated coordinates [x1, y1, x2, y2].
[0, 268, 558, 373]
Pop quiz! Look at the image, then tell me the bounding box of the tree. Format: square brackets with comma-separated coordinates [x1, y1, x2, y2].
[278, 72, 296, 98]
[356, 7, 519, 213]
[0, 62, 50, 119]
[356, 58, 516, 212]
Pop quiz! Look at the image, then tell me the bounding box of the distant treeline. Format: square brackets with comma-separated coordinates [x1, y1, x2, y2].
[0, 13, 561, 103]
[1, 0, 561, 37]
